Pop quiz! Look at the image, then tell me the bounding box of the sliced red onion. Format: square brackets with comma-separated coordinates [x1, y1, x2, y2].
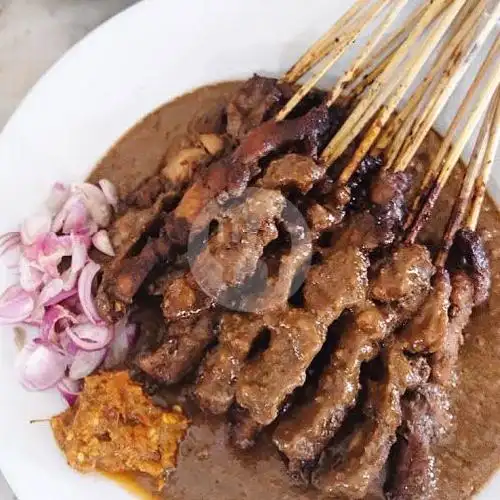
[78, 260, 102, 324]
[69, 348, 106, 380]
[75, 183, 112, 228]
[91, 230, 115, 257]
[0, 285, 34, 324]
[46, 183, 70, 216]
[21, 212, 52, 246]
[98, 179, 118, 210]
[19, 255, 43, 292]
[60, 235, 88, 291]
[40, 304, 79, 343]
[45, 288, 77, 307]
[38, 278, 64, 306]
[36, 233, 73, 277]
[66, 323, 113, 351]
[17, 341, 67, 391]
[62, 198, 89, 234]
[0, 232, 21, 258]
[103, 320, 136, 369]
[57, 377, 82, 406]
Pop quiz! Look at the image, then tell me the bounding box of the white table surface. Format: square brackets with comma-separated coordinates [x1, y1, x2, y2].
[0, 2, 137, 495]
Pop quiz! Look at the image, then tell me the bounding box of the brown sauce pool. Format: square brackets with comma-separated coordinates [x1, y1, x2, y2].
[90, 81, 500, 499]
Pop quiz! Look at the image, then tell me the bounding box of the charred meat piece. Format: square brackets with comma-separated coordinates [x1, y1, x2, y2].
[306, 202, 341, 239]
[111, 105, 334, 306]
[135, 311, 218, 385]
[370, 170, 412, 243]
[161, 188, 285, 320]
[258, 154, 325, 194]
[400, 269, 451, 354]
[448, 227, 491, 306]
[431, 270, 474, 385]
[387, 384, 452, 500]
[370, 244, 435, 312]
[274, 304, 396, 470]
[312, 347, 431, 499]
[236, 308, 328, 426]
[51, 371, 188, 487]
[194, 314, 267, 415]
[230, 407, 264, 450]
[226, 75, 283, 141]
[236, 246, 369, 427]
[303, 245, 369, 324]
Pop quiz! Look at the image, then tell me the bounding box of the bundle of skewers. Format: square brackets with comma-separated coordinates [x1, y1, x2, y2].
[96, 0, 500, 497]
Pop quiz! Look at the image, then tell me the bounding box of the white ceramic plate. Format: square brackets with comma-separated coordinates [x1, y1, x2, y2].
[0, 0, 498, 498]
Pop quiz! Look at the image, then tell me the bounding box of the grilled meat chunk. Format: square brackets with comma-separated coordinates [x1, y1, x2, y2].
[161, 189, 286, 320]
[51, 371, 188, 487]
[370, 244, 435, 311]
[135, 311, 218, 385]
[387, 384, 452, 500]
[303, 245, 369, 323]
[431, 270, 474, 385]
[195, 314, 267, 415]
[400, 269, 451, 353]
[230, 407, 264, 450]
[274, 305, 396, 470]
[236, 246, 369, 427]
[226, 75, 283, 141]
[306, 202, 341, 239]
[111, 105, 335, 307]
[448, 228, 491, 306]
[258, 154, 324, 194]
[236, 308, 328, 426]
[312, 347, 431, 499]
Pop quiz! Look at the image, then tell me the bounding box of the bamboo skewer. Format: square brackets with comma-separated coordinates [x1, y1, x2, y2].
[333, 0, 468, 186]
[320, 0, 465, 170]
[406, 68, 500, 244]
[393, 0, 500, 173]
[276, 0, 392, 121]
[347, 0, 453, 102]
[280, 0, 368, 85]
[382, 0, 486, 169]
[435, 89, 500, 268]
[404, 34, 500, 234]
[466, 90, 500, 231]
[324, 0, 410, 108]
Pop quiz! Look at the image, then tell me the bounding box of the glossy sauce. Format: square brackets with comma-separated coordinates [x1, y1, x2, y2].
[91, 82, 500, 500]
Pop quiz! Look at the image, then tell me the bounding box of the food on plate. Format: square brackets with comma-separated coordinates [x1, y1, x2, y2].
[2, 0, 500, 498]
[51, 371, 188, 487]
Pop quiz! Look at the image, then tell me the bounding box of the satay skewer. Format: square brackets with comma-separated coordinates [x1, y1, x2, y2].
[332, 0, 468, 186]
[280, 0, 372, 85]
[404, 34, 500, 232]
[321, 0, 466, 169]
[276, 0, 396, 121]
[435, 89, 500, 267]
[393, 2, 500, 173]
[380, 0, 487, 166]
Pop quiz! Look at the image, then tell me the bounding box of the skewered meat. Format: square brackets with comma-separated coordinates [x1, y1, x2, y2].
[274, 304, 396, 471]
[306, 202, 341, 238]
[370, 244, 435, 310]
[312, 347, 431, 499]
[51, 371, 188, 486]
[226, 75, 284, 141]
[195, 314, 267, 415]
[257, 153, 324, 194]
[387, 384, 452, 500]
[400, 269, 452, 353]
[274, 243, 434, 471]
[110, 104, 336, 308]
[236, 245, 369, 426]
[448, 228, 491, 306]
[431, 270, 474, 385]
[135, 311, 219, 385]
[162, 189, 286, 320]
